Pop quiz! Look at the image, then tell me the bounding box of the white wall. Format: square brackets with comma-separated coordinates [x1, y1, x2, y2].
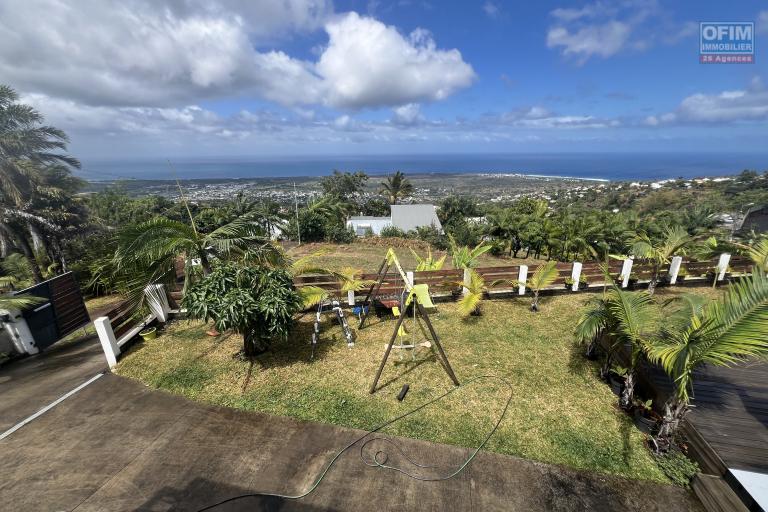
[346, 219, 392, 236]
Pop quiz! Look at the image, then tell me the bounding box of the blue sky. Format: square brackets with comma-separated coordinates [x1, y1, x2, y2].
[0, 0, 766, 159]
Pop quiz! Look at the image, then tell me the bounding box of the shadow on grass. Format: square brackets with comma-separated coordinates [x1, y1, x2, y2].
[253, 319, 335, 370]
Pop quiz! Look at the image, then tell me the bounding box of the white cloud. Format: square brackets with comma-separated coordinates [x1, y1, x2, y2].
[317, 13, 475, 109]
[758, 11, 768, 34]
[547, 21, 631, 62]
[645, 78, 768, 125]
[392, 103, 425, 126]
[482, 2, 500, 18]
[546, 1, 693, 63]
[0, 2, 473, 111]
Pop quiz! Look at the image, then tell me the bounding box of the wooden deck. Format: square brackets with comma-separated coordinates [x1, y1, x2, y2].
[637, 356, 768, 474]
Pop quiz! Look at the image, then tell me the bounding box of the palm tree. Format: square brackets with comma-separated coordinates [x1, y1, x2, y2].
[410, 248, 446, 271]
[0, 85, 80, 206]
[0, 294, 43, 310]
[379, 171, 413, 205]
[527, 260, 559, 312]
[742, 236, 768, 271]
[0, 85, 82, 282]
[448, 235, 492, 269]
[630, 226, 692, 295]
[575, 284, 655, 409]
[112, 215, 276, 305]
[645, 270, 768, 449]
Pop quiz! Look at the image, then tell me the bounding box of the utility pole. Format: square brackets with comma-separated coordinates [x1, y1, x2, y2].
[294, 182, 301, 246]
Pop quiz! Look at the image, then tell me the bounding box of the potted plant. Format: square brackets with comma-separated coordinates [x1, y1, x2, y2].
[578, 274, 588, 290]
[139, 326, 157, 341]
[607, 365, 628, 396]
[633, 398, 661, 434]
[564, 277, 575, 290]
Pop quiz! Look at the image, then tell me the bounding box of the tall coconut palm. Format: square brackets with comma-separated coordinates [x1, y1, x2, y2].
[645, 269, 768, 449]
[630, 226, 692, 295]
[0, 85, 81, 282]
[379, 171, 413, 205]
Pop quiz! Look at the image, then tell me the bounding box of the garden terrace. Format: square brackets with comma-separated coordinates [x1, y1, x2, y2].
[113, 286, 728, 486]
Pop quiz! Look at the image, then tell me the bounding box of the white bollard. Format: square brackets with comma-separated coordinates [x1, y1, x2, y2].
[717, 253, 731, 281]
[94, 317, 120, 368]
[518, 265, 528, 295]
[620, 257, 634, 288]
[347, 289, 355, 306]
[571, 262, 583, 292]
[669, 256, 683, 285]
[463, 268, 471, 296]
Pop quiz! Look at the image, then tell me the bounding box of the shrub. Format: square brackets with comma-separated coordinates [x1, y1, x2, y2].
[380, 225, 406, 238]
[182, 263, 302, 356]
[325, 223, 355, 244]
[411, 225, 448, 250]
[655, 450, 699, 487]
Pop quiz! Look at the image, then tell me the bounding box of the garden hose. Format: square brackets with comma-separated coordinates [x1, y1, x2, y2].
[196, 374, 513, 511]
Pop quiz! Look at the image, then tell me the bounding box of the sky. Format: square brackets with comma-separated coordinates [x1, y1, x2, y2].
[0, 0, 767, 160]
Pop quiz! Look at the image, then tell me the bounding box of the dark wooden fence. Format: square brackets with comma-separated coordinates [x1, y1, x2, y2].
[292, 254, 753, 304]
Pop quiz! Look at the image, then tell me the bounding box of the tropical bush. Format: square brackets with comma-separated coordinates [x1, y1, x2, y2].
[380, 225, 406, 238]
[182, 263, 302, 356]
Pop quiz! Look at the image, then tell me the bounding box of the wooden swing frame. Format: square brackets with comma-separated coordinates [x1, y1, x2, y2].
[360, 248, 459, 394]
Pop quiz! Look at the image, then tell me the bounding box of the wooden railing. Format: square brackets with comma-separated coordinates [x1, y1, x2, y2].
[292, 253, 753, 305]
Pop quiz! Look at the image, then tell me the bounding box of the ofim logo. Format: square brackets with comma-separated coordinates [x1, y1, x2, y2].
[700, 22, 754, 64]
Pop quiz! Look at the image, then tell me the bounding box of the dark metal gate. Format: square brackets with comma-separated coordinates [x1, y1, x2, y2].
[14, 272, 90, 351]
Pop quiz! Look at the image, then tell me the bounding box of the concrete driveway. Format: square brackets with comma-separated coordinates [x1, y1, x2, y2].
[0, 340, 703, 511]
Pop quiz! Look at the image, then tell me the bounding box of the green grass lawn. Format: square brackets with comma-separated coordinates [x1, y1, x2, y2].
[115, 285, 724, 484]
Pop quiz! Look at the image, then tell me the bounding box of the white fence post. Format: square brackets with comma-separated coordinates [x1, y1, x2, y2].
[620, 257, 634, 288]
[518, 265, 528, 295]
[571, 262, 582, 292]
[347, 290, 355, 306]
[406, 271, 415, 288]
[144, 284, 170, 322]
[94, 316, 120, 368]
[717, 253, 731, 281]
[462, 268, 471, 296]
[669, 256, 683, 285]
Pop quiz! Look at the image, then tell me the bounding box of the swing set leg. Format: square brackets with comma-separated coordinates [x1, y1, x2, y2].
[417, 302, 460, 387]
[370, 310, 407, 394]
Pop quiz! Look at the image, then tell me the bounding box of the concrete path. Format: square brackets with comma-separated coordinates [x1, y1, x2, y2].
[0, 341, 703, 511]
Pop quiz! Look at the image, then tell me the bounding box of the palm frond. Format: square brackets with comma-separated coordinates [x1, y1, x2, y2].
[297, 285, 329, 308]
[528, 260, 559, 291]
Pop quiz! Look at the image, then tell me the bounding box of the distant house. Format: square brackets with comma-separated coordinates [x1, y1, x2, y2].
[737, 204, 768, 234]
[346, 215, 392, 236]
[347, 204, 442, 236]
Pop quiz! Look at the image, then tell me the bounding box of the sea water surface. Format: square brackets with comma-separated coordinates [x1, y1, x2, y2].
[79, 152, 768, 182]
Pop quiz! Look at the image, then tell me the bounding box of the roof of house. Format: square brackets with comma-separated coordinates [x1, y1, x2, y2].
[390, 204, 442, 232]
[737, 203, 768, 233]
[348, 216, 390, 221]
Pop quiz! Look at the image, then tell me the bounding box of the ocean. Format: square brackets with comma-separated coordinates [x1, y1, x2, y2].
[78, 152, 768, 182]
